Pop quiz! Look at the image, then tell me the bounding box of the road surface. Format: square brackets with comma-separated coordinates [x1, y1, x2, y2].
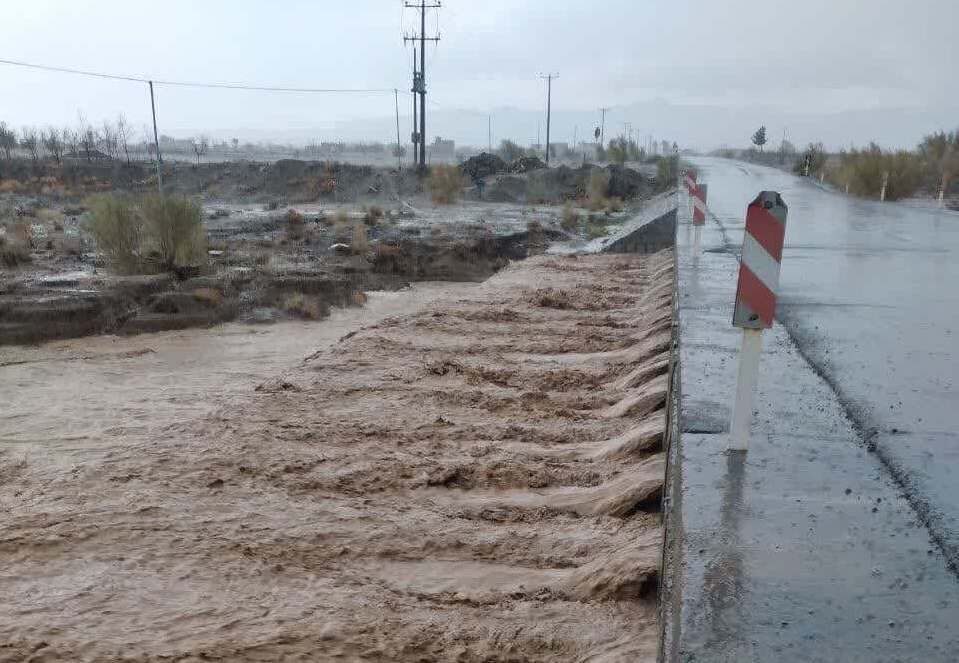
[691, 156, 959, 570]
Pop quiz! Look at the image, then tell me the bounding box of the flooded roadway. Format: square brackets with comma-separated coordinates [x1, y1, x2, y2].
[0, 282, 477, 461]
[691, 156, 959, 569]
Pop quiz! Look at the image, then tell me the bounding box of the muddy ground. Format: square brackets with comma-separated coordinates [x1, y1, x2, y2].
[1, 158, 664, 345]
[0, 250, 673, 662]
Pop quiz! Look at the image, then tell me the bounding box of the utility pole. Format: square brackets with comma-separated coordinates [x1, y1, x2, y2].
[404, 1, 440, 173]
[411, 49, 418, 166]
[599, 107, 609, 148]
[148, 81, 162, 194]
[394, 89, 402, 170]
[539, 73, 558, 167]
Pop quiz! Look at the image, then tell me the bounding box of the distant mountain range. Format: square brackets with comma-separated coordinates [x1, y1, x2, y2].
[172, 99, 959, 153]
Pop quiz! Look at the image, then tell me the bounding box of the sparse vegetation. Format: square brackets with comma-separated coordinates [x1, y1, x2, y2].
[87, 194, 142, 273]
[192, 287, 223, 307]
[827, 144, 922, 201]
[427, 164, 466, 204]
[351, 221, 369, 254]
[586, 169, 611, 210]
[285, 209, 305, 241]
[561, 202, 580, 232]
[656, 155, 678, 190]
[141, 194, 206, 270]
[363, 205, 383, 225]
[283, 292, 323, 319]
[0, 236, 32, 267]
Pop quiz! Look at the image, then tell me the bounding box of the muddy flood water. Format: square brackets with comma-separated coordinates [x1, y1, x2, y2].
[0, 282, 477, 456]
[1, 253, 671, 662]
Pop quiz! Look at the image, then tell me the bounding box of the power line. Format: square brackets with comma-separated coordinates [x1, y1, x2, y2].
[0, 57, 399, 94]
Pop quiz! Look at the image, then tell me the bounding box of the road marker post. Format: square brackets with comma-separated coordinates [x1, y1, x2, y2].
[881, 171, 889, 202]
[729, 191, 788, 451]
[692, 183, 707, 255]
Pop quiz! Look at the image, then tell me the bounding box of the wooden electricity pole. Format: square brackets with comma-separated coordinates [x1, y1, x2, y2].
[539, 73, 558, 167]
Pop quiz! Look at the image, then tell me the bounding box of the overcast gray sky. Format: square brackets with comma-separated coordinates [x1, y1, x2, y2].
[3, 0, 957, 150]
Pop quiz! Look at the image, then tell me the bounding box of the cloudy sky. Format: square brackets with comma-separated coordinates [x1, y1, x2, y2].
[3, 0, 957, 150]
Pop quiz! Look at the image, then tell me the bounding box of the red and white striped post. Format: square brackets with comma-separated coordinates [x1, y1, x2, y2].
[729, 191, 788, 451]
[692, 183, 707, 255]
[684, 168, 697, 194]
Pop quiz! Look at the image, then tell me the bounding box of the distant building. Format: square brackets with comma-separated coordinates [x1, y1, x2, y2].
[429, 136, 455, 159]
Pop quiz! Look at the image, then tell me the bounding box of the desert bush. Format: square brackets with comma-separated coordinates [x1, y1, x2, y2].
[606, 197, 624, 213]
[364, 205, 384, 225]
[0, 236, 31, 267]
[351, 221, 369, 254]
[560, 202, 580, 232]
[284, 292, 322, 319]
[285, 209, 305, 241]
[829, 144, 922, 200]
[87, 194, 142, 273]
[192, 287, 223, 307]
[588, 169, 610, 202]
[427, 164, 467, 204]
[656, 155, 678, 189]
[141, 194, 206, 270]
[586, 220, 608, 239]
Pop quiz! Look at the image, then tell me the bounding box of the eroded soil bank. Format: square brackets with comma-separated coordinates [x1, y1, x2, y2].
[0, 250, 673, 662]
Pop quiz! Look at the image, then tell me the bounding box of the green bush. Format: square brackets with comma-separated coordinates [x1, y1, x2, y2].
[141, 194, 206, 270]
[88, 194, 142, 273]
[829, 144, 922, 200]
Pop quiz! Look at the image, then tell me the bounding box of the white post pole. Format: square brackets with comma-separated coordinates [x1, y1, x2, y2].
[939, 175, 946, 208]
[880, 171, 889, 202]
[693, 225, 702, 256]
[729, 328, 763, 451]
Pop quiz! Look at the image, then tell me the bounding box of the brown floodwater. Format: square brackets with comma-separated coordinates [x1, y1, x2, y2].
[0, 282, 478, 457]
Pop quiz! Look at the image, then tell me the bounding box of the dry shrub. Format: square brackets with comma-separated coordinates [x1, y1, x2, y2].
[606, 197, 624, 213]
[352, 291, 368, 306]
[587, 169, 610, 210]
[427, 164, 467, 204]
[285, 209, 305, 241]
[0, 180, 20, 193]
[88, 194, 142, 274]
[530, 288, 572, 309]
[0, 236, 31, 267]
[364, 205, 384, 225]
[36, 208, 64, 224]
[561, 202, 580, 232]
[351, 221, 369, 254]
[142, 194, 206, 270]
[284, 292, 322, 319]
[193, 287, 223, 307]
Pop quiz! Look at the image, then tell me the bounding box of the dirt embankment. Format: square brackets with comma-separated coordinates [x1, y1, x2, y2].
[0, 250, 674, 662]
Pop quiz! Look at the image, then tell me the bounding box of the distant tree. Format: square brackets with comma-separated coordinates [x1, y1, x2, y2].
[607, 137, 629, 165]
[0, 122, 16, 159]
[192, 136, 209, 167]
[751, 125, 767, 152]
[20, 127, 40, 163]
[116, 115, 132, 163]
[498, 139, 525, 162]
[42, 127, 64, 165]
[231, 137, 239, 150]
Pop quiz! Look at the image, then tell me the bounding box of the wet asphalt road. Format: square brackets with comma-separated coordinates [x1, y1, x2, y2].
[691, 156, 959, 571]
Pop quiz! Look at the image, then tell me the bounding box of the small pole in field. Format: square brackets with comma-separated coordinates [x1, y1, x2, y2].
[148, 81, 163, 194]
[729, 191, 788, 451]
